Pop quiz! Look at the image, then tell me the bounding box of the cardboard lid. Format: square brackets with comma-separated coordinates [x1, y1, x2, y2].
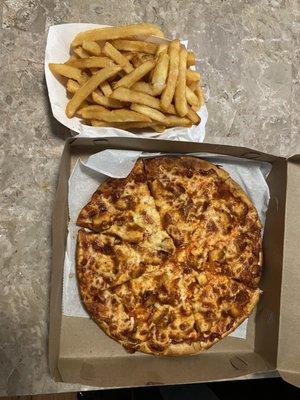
[277, 155, 300, 387]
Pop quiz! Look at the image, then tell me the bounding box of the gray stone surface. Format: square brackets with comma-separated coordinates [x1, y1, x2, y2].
[0, 0, 299, 396]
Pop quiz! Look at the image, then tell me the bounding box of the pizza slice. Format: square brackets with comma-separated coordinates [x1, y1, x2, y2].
[183, 270, 260, 350]
[113, 263, 199, 355]
[80, 284, 152, 352]
[77, 159, 175, 262]
[185, 181, 262, 287]
[144, 156, 229, 246]
[76, 228, 174, 290]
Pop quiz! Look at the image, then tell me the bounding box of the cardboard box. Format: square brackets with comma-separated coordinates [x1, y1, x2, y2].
[49, 137, 300, 388]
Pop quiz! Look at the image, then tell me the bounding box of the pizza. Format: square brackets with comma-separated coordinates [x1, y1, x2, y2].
[76, 156, 262, 355]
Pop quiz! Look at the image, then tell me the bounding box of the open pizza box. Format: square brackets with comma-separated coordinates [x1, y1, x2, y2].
[49, 136, 300, 389]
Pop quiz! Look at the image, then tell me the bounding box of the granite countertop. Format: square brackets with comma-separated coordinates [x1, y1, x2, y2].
[0, 0, 299, 396]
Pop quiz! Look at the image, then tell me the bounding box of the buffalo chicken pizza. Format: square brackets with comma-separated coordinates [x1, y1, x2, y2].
[76, 156, 262, 355]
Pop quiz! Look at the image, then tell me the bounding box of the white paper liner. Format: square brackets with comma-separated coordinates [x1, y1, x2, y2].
[62, 150, 271, 340]
[45, 23, 207, 142]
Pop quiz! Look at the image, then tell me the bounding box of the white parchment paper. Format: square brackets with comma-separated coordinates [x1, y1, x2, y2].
[62, 150, 271, 340]
[45, 23, 207, 142]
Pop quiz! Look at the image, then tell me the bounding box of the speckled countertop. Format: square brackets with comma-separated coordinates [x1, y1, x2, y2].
[0, 0, 299, 396]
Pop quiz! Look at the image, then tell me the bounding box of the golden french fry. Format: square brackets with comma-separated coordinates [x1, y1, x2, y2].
[131, 53, 154, 68]
[92, 90, 126, 108]
[66, 79, 80, 94]
[186, 70, 201, 84]
[130, 103, 169, 124]
[122, 52, 135, 61]
[186, 85, 199, 106]
[71, 23, 164, 47]
[187, 51, 196, 67]
[175, 47, 188, 117]
[112, 87, 175, 114]
[188, 81, 198, 91]
[131, 55, 142, 68]
[77, 104, 107, 117]
[195, 86, 205, 106]
[153, 125, 166, 133]
[161, 39, 180, 110]
[113, 60, 156, 89]
[81, 108, 151, 122]
[111, 39, 157, 54]
[191, 104, 200, 111]
[66, 65, 121, 118]
[49, 63, 87, 85]
[103, 42, 134, 74]
[99, 81, 113, 96]
[67, 79, 94, 103]
[186, 106, 201, 125]
[156, 43, 168, 56]
[91, 120, 160, 129]
[151, 52, 169, 96]
[131, 82, 156, 96]
[73, 47, 89, 58]
[66, 57, 115, 69]
[165, 116, 192, 127]
[82, 41, 102, 56]
[111, 87, 159, 108]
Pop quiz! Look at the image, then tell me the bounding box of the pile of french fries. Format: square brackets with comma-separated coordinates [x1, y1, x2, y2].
[49, 23, 204, 133]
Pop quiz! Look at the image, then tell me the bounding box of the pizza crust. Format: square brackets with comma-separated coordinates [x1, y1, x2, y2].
[76, 156, 263, 356]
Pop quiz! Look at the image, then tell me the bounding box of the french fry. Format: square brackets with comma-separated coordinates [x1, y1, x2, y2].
[131, 55, 142, 68]
[49, 63, 87, 85]
[131, 82, 156, 96]
[186, 70, 201, 84]
[66, 57, 115, 69]
[165, 116, 193, 127]
[151, 52, 169, 95]
[156, 43, 168, 56]
[82, 41, 102, 56]
[122, 52, 135, 61]
[73, 47, 89, 58]
[103, 42, 134, 74]
[187, 51, 196, 67]
[131, 103, 169, 124]
[112, 87, 175, 114]
[66, 65, 121, 118]
[191, 104, 200, 111]
[161, 39, 180, 110]
[77, 105, 107, 117]
[71, 23, 164, 47]
[188, 81, 198, 91]
[92, 90, 126, 108]
[195, 86, 205, 106]
[90, 120, 160, 129]
[81, 108, 151, 122]
[99, 81, 113, 96]
[111, 39, 157, 55]
[186, 85, 199, 106]
[113, 60, 156, 89]
[67, 79, 93, 103]
[153, 125, 166, 133]
[186, 106, 201, 125]
[66, 79, 80, 94]
[175, 47, 188, 117]
[132, 53, 154, 68]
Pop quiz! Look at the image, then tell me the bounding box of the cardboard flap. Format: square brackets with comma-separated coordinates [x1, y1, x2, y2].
[49, 144, 71, 379]
[70, 137, 283, 163]
[277, 156, 300, 387]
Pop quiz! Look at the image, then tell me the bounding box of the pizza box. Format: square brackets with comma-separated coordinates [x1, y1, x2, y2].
[49, 136, 300, 389]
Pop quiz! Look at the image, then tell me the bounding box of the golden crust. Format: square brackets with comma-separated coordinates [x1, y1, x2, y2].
[76, 156, 263, 356]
